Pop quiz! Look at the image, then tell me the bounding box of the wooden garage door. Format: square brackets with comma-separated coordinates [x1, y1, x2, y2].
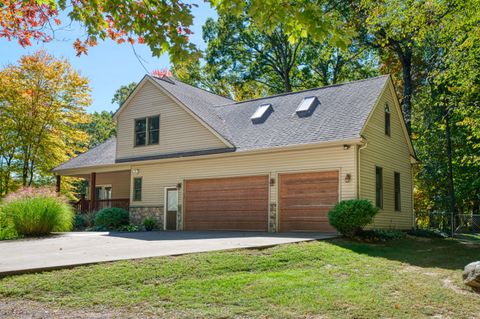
[184, 175, 269, 231]
[279, 171, 339, 232]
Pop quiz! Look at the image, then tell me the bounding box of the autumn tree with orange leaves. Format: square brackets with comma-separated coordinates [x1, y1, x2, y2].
[0, 51, 91, 195]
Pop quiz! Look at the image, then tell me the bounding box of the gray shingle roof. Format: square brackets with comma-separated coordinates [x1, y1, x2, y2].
[54, 137, 116, 171]
[214, 75, 389, 151]
[54, 75, 389, 171]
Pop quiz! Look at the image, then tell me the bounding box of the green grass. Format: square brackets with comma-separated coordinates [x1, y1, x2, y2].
[455, 233, 480, 242]
[1, 237, 479, 318]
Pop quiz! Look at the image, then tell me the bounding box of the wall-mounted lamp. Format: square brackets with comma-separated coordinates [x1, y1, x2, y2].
[176, 182, 182, 189]
[343, 144, 350, 150]
[270, 177, 276, 186]
[132, 169, 140, 175]
[345, 173, 351, 183]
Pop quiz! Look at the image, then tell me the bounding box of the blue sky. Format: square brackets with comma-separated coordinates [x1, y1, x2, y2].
[0, 2, 216, 113]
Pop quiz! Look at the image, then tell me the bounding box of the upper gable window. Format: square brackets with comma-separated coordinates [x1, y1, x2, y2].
[384, 103, 391, 136]
[135, 116, 160, 146]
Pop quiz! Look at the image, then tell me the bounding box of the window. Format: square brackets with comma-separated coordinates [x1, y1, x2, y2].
[384, 103, 391, 136]
[375, 166, 383, 208]
[251, 104, 273, 124]
[148, 116, 160, 145]
[135, 116, 159, 146]
[133, 177, 142, 201]
[394, 172, 401, 211]
[296, 96, 319, 117]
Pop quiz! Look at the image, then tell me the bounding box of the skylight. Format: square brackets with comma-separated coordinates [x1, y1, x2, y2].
[296, 96, 319, 117]
[251, 104, 273, 124]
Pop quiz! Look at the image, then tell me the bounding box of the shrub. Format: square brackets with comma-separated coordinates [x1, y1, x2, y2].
[73, 214, 86, 231]
[143, 218, 156, 231]
[407, 228, 448, 239]
[0, 210, 19, 240]
[328, 199, 379, 237]
[118, 224, 140, 232]
[94, 207, 129, 230]
[356, 229, 406, 242]
[74, 211, 96, 230]
[2, 187, 73, 236]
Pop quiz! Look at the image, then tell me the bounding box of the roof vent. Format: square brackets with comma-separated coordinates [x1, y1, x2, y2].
[251, 104, 273, 124]
[296, 96, 319, 117]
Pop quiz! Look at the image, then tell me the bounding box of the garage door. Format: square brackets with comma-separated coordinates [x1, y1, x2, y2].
[279, 171, 339, 232]
[184, 175, 269, 231]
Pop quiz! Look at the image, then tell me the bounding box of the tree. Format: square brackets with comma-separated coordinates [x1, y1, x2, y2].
[344, 0, 458, 134]
[183, 3, 374, 98]
[1, 0, 351, 64]
[411, 0, 480, 216]
[300, 39, 378, 86]
[79, 111, 116, 148]
[111, 82, 137, 107]
[0, 51, 90, 190]
[203, 14, 304, 94]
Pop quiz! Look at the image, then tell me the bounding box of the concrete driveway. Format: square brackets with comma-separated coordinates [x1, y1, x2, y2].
[0, 231, 336, 276]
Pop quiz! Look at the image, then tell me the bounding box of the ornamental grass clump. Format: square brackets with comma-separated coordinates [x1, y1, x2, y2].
[1, 187, 74, 237]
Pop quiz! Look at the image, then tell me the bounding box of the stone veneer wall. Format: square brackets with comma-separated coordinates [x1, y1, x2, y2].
[269, 203, 277, 232]
[176, 204, 183, 230]
[130, 206, 164, 230]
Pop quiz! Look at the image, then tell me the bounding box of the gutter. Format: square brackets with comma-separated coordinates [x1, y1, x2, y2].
[357, 136, 368, 199]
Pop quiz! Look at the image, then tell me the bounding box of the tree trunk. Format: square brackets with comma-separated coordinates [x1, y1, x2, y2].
[444, 105, 456, 218]
[401, 49, 413, 135]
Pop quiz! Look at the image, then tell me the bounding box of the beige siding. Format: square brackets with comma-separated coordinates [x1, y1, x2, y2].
[360, 82, 414, 229]
[116, 81, 226, 160]
[130, 145, 357, 229]
[95, 171, 130, 199]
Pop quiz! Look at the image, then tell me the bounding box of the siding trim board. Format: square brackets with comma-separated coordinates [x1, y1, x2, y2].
[116, 147, 236, 163]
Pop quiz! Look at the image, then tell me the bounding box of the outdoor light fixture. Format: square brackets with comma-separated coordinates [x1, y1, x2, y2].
[345, 173, 351, 183]
[343, 144, 350, 150]
[176, 182, 182, 189]
[132, 168, 139, 175]
[270, 177, 276, 186]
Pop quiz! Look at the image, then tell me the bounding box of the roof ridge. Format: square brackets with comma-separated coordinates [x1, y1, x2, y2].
[154, 75, 234, 102]
[213, 74, 390, 108]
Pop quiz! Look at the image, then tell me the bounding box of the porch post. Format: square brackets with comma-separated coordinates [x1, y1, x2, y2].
[89, 172, 96, 211]
[55, 175, 61, 193]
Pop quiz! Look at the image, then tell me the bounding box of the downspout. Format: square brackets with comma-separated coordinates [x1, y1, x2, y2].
[357, 136, 368, 200]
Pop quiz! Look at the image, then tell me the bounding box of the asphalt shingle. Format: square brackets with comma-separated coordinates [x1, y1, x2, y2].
[54, 75, 389, 171]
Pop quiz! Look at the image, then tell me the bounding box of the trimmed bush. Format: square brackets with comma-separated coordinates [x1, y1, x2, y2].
[94, 207, 129, 230]
[407, 228, 448, 239]
[356, 229, 406, 242]
[328, 199, 379, 237]
[2, 187, 73, 237]
[143, 218, 156, 231]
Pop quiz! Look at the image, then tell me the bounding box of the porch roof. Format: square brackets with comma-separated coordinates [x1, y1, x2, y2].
[53, 137, 116, 172]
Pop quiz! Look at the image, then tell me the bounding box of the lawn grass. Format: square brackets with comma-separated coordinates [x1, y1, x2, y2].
[0, 237, 479, 318]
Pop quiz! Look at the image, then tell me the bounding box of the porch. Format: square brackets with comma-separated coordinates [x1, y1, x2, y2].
[57, 170, 131, 213]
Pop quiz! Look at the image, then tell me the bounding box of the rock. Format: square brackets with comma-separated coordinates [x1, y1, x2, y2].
[463, 261, 480, 292]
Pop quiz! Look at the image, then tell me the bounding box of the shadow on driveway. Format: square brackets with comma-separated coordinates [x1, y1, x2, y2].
[104, 230, 337, 241]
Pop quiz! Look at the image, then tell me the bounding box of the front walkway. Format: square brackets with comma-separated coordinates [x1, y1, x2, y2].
[0, 231, 337, 276]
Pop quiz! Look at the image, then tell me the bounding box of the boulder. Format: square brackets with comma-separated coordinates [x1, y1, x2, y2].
[463, 261, 480, 292]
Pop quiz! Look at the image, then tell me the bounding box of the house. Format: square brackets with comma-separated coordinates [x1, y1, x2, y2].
[54, 74, 416, 232]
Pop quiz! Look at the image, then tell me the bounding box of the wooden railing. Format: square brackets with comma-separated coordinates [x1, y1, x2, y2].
[73, 198, 130, 213]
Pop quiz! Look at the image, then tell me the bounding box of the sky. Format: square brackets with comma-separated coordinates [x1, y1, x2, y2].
[0, 2, 216, 113]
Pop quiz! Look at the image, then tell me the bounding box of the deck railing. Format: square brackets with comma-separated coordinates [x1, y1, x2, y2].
[73, 198, 130, 213]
